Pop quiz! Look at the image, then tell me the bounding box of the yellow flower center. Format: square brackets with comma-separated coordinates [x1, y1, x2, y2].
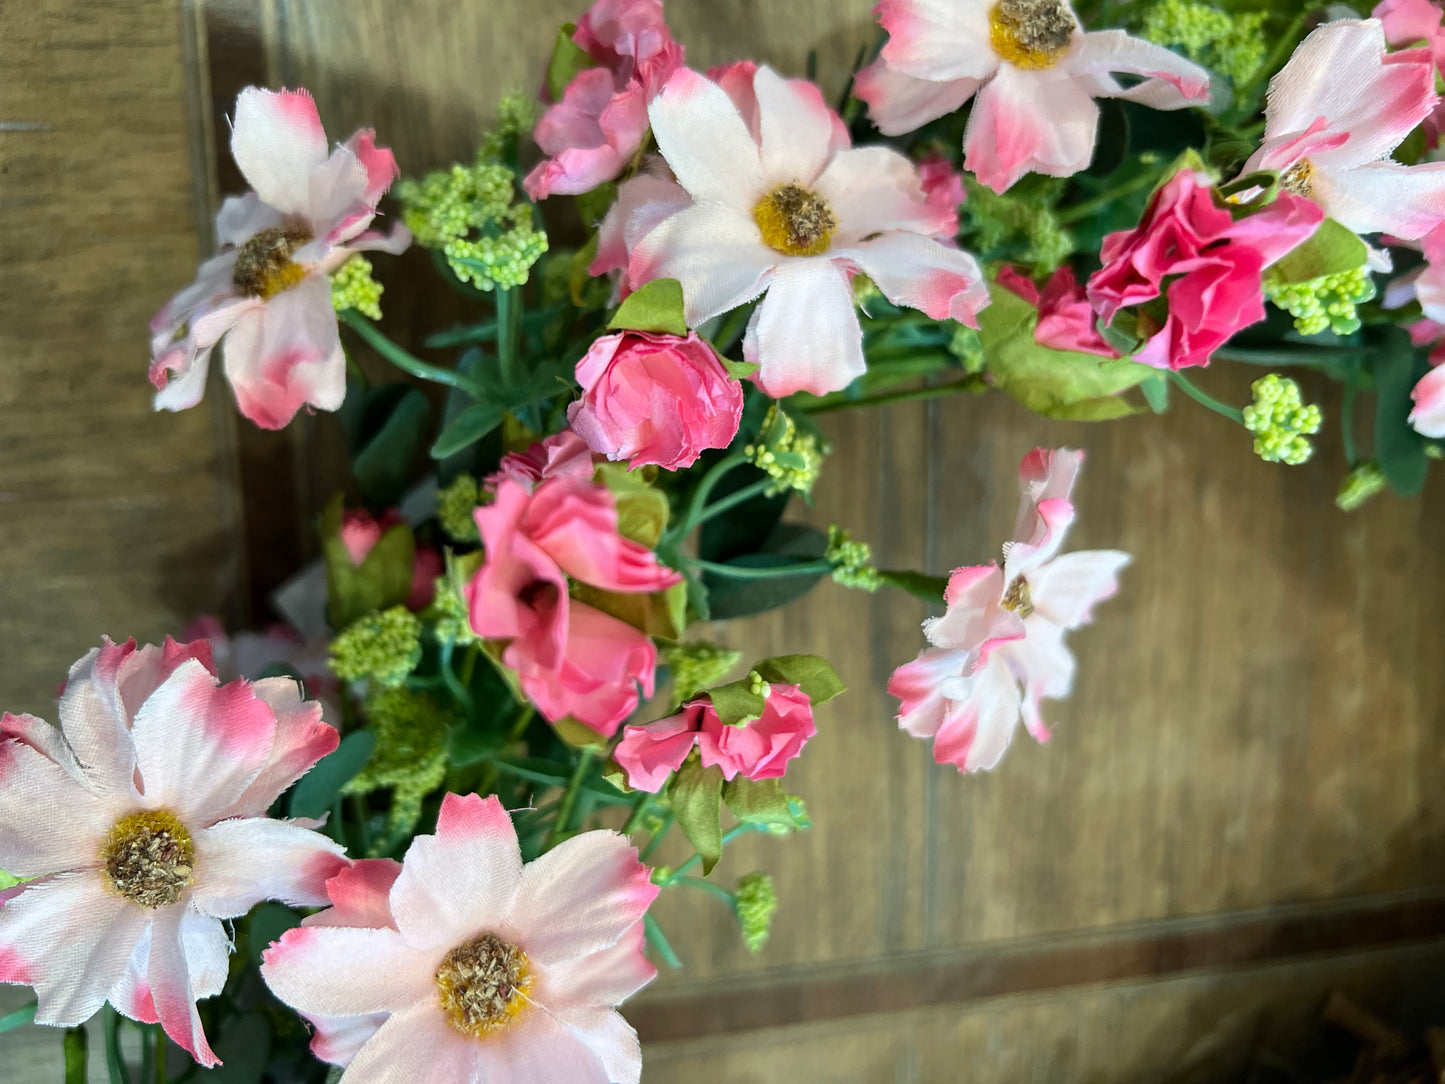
[100, 809, 195, 909]
[1280, 160, 1315, 198]
[1000, 576, 1035, 620]
[434, 933, 533, 1040]
[989, 0, 1076, 71]
[753, 184, 838, 258]
[232, 224, 313, 299]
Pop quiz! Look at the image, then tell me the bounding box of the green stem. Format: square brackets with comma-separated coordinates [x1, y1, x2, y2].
[643, 913, 682, 968]
[663, 823, 764, 881]
[797, 378, 982, 415]
[103, 1007, 129, 1084]
[340, 310, 485, 397]
[1342, 381, 1359, 466]
[495, 287, 522, 388]
[1167, 370, 1246, 425]
[507, 704, 536, 743]
[154, 1028, 166, 1084]
[64, 1025, 88, 1084]
[548, 750, 596, 849]
[622, 792, 652, 836]
[350, 795, 373, 856]
[437, 640, 476, 719]
[691, 558, 834, 580]
[671, 874, 738, 907]
[140, 1023, 154, 1084]
[690, 478, 775, 529]
[344, 350, 370, 390]
[639, 811, 674, 863]
[1058, 171, 1157, 224]
[670, 452, 748, 542]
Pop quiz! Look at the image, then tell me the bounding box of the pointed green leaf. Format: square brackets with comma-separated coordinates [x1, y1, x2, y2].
[720, 358, 759, 380]
[352, 388, 430, 506]
[1263, 218, 1365, 287]
[1372, 330, 1430, 496]
[669, 757, 724, 875]
[703, 679, 766, 726]
[289, 730, 377, 820]
[722, 777, 799, 828]
[877, 569, 947, 604]
[607, 278, 688, 336]
[546, 22, 594, 101]
[752, 654, 845, 704]
[572, 580, 688, 640]
[431, 401, 505, 459]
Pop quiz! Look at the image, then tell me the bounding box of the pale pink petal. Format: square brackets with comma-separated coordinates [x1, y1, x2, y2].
[227, 677, 339, 817]
[0, 712, 82, 779]
[592, 172, 691, 276]
[55, 642, 141, 800]
[479, 1009, 613, 1084]
[627, 201, 774, 324]
[888, 647, 969, 739]
[876, 0, 998, 82]
[152, 343, 215, 413]
[214, 193, 283, 247]
[346, 221, 412, 256]
[342, 1001, 481, 1083]
[0, 873, 148, 1026]
[647, 67, 764, 209]
[853, 59, 979, 136]
[260, 925, 432, 1017]
[743, 258, 863, 396]
[539, 921, 655, 1010]
[343, 129, 400, 211]
[965, 66, 1100, 193]
[109, 925, 158, 1025]
[921, 563, 1011, 650]
[0, 738, 114, 876]
[836, 231, 989, 324]
[1410, 362, 1445, 435]
[814, 146, 954, 240]
[115, 638, 219, 725]
[754, 65, 837, 186]
[308, 1011, 389, 1067]
[1310, 160, 1445, 240]
[305, 143, 376, 245]
[189, 817, 347, 918]
[507, 830, 657, 966]
[303, 858, 403, 930]
[1066, 30, 1212, 110]
[1027, 550, 1131, 629]
[389, 793, 523, 951]
[932, 652, 1023, 772]
[537, 1006, 642, 1084]
[1008, 619, 1076, 742]
[230, 87, 329, 216]
[145, 906, 219, 1067]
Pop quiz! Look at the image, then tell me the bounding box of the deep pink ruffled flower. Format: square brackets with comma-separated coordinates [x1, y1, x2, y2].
[150, 87, 409, 429]
[338, 509, 442, 611]
[486, 430, 598, 494]
[568, 331, 744, 470]
[524, 0, 684, 200]
[888, 449, 1129, 772]
[0, 638, 346, 1065]
[854, 0, 1210, 193]
[997, 265, 1116, 357]
[467, 476, 680, 735]
[1087, 170, 1323, 369]
[261, 793, 658, 1082]
[614, 684, 816, 792]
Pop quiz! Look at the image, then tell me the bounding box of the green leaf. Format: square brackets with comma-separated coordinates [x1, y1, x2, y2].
[1140, 371, 1170, 413]
[289, 729, 377, 820]
[702, 524, 828, 620]
[320, 496, 418, 629]
[572, 580, 688, 640]
[978, 283, 1151, 419]
[722, 777, 800, 828]
[607, 278, 688, 336]
[752, 654, 845, 704]
[546, 21, 594, 101]
[1372, 331, 1430, 496]
[207, 1013, 272, 1084]
[246, 903, 301, 964]
[697, 467, 789, 562]
[720, 358, 759, 380]
[877, 569, 948, 603]
[1262, 218, 1365, 288]
[431, 401, 505, 459]
[352, 388, 430, 506]
[703, 679, 767, 726]
[0, 999, 36, 1034]
[594, 461, 670, 545]
[669, 757, 724, 875]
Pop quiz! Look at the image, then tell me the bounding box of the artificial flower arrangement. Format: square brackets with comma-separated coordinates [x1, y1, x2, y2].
[5, 0, 1445, 1079]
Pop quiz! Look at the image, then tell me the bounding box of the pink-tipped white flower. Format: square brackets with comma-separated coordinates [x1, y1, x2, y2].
[149, 87, 409, 430]
[598, 62, 989, 397]
[888, 449, 1128, 772]
[0, 638, 346, 1066]
[853, 0, 1210, 194]
[261, 793, 658, 1083]
[1239, 19, 1445, 242]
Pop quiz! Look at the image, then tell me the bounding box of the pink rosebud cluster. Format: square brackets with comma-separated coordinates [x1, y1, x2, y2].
[1087, 170, 1323, 370]
[997, 265, 1116, 358]
[467, 465, 682, 735]
[525, 0, 684, 200]
[340, 508, 443, 610]
[569, 330, 745, 470]
[614, 683, 816, 792]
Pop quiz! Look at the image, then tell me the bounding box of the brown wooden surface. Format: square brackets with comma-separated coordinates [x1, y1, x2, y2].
[3, 0, 1445, 1080]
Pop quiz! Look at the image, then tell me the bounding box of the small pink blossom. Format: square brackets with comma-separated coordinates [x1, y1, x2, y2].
[150, 88, 409, 429]
[1374, 0, 1445, 145]
[916, 152, 965, 240]
[338, 508, 442, 611]
[525, 0, 684, 200]
[1239, 18, 1445, 241]
[854, 0, 1210, 193]
[261, 793, 658, 1083]
[997, 265, 1116, 357]
[1086, 170, 1323, 369]
[467, 476, 680, 735]
[486, 430, 598, 494]
[614, 684, 816, 792]
[888, 449, 1128, 772]
[596, 63, 988, 396]
[0, 638, 346, 1065]
[568, 330, 745, 470]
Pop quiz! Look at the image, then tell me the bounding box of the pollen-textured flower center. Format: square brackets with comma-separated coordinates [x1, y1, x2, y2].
[435, 933, 533, 1039]
[1280, 160, 1314, 198]
[753, 184, 838, 257]
[1000, 576, 1035, 619]
[989, 0, 1077, 70]
[232, 225, 313, 299]
[100, 809, 195, 909]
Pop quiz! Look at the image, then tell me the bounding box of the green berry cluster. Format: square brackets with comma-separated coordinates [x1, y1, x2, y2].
[1242, 374, 1322, 466]
[948, 321, 986, 374]
[735, 872, 778, 954]
[1264, 266, 1375, 336]
[1140, 0, 1268, 86]
[744, 405, 825, 496]
[343, 686, 454, 851]
[329, 255, 384, 320]
[478, 92, 536, 162]
[662, 640, 742, 704]
[961, 176, 1074, 271]
[437, 473, 481, 544]
[329, 606, 423, 687]
[429, 577, 478, 649]
[826, 525, 880, 592]
[1336, 460, 1387, 512]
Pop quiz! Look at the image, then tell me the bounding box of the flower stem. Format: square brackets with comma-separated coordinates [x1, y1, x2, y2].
[670, 452, 748, 542]
[548, 750, 596, 849]
[340, 310, 485, 397]
[1057, 171, 1157, 224]
[1341, 381, 1358, 466]
[437, 640, 476, 719]
[662, 823, 764, 882]
[671, 874, 738, 907]
[643, 913, 682, 968]
[639, 811, 674, 863]
[711, 303, 754, 356]
[1167, 370, 1245, 425]
[64, 1025, 88, 1084]
[495, 286, 521, 389]
[796, 377, 982, 415]
[691, 558, 834, 580]
[622, 791, 653, 836]
[691, 478, 776, 529]
[153, 1027, 166, 1084]
[103, 1007, 130, 1084]
[507, 704, 536, 743]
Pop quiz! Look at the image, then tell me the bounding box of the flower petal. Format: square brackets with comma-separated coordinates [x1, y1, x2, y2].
[226, 678, 339, 817]
[932, 653, 1023, 772]
[836, 232, 989, 324]
[754, 65, 837, 186]
[537, 920, 655, 1011]
[0, 738, 114, 876]
[1027, 550, 1131, 629]
[343, 1001, 481, 1083]
[627, 201, 774, 325]
[876, 0, 998, 82]
[964, 66, 1100, 193]
[145, 906, 222, 1066]
[189, 817, 347, 918]
[540, 1006, 643, 1084]
[1411, 361, 1445, 436]
[303, 858, 403, 930]
[888, 647, 969, 739]
[230, 88, 329, 216]
[480, 1008, 613, 1084]
[814, 146, 953, 240]
[260, 924, 432, 1017]
[647, 67, 764, 208]
[744, 258, 863, 396]
[55, 641, 142, 801]
[1311, 160, 1445, 240]
[853, 59, 979, 137]
[1066, 30, 1211, 110]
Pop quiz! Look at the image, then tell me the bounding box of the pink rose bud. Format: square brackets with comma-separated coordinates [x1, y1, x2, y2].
[339, 508, 441, 611]
[568, 330, 745, 470]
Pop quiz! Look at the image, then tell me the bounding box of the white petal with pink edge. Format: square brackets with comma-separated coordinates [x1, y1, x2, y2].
[932, 653, 1023, 772]
[189, 817, 346, 918]
[647, 67, 764, 208]
[853, 60, 979, 137]
[231, 88, 330, 216]
[1064, 30, 1211, 110]
[876, 0, 997, 83]
[539, 1005, 643, 1084]
[1028, 550, 1131, 630]
[535, 920, 655, 1010]
[965, 66, 1100, 193]
[145, 905, 219, 1066]
[815, 146, 953, 241]
[477, 1008, 615, 1084]
[1410, 363, 1445, 436]
[261, 925, 434, 1018]
[228, 677, 338, 817]
[837, 231, 989, 324]
[754, 65, 837, 186]
[889, 647, 969, 739]
[1310, 160, 1445, 240]
[627, 201, 774, 324]
[0, 739, 116, 876]
[743, 258, 863, 397]
[341, 1000, 482, 1082]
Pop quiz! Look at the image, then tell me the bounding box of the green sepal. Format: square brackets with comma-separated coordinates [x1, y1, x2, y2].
[607, 278, 688, 336]
[594, 461, 670, 545]
[1262, 218, 1366, 288]
[752, 654, 845, 705]
[876, 569, 948, 604]
[602, 758, 633, 794]
[288, 729, 377, 820]
[546, 22, 594, 101]
[552, 717, 611, 752]
[321, 495, 416, 629]
[669, 756, 724, 875]
[572, 580, 688, 640]
[720, 357, 759, 380]
[721, 777, 801, 829]
[703, 678, 767, 726]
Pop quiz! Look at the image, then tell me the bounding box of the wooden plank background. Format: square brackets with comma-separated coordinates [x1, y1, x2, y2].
[3, 1, 1444, 1080]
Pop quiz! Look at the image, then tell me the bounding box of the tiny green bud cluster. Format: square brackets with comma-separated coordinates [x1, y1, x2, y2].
[1336, 460, 1387, 512]
[826, 525, 880, 592]
[429, 577, 479, 649]
[735, 872, 778, 953]
[1140, 0, 1267, 85]
[478, 92, 536, 161]
[330, 255, 384, 320]
[330, 606, 423, 687]
[744, 404, 825, 496]
[745, 670, 770, 700]
[1242, 374, 1322, 466]
[961, 176, 1074, 270]
[343, 686, 454, 851]
[438, 473, 482, 544]
[1264, 266, 1375, 336]
[662, 640, 742, 703]
[948, 321, 986, 374]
